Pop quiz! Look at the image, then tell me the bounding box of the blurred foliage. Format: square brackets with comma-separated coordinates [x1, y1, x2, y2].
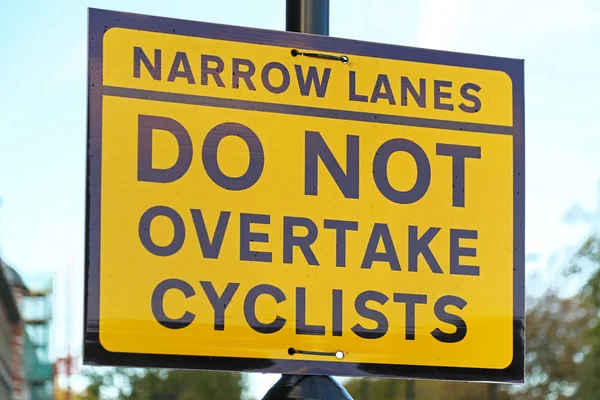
[80, 367, 245, 400]
[509, 291, 587, 399]
[344, 379, 508, 400]
[574, 235, 600, 399]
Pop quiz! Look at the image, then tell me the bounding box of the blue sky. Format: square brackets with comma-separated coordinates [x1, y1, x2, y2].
[1, 0, 600, 398]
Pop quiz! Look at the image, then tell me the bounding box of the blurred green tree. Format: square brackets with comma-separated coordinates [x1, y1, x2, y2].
[81, 367, 245, 400]
[509, 291, 588, 399]
[344, 378, 509, 400]
[571, 234, 600, 399]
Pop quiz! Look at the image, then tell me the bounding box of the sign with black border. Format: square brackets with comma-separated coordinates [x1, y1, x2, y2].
[85, 8, 525, 383]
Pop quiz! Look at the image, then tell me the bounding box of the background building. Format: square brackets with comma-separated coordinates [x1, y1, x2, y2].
[0, 258, 21, 400]
[2, 256, 55, 400]
[22, 275, 54, 400]
[3, 258, 29, 400]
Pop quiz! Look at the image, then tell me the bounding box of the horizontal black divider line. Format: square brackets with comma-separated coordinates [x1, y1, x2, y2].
[101, 85, 514, 135]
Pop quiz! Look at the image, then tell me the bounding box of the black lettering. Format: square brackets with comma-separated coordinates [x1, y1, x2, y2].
[167, 52, 195, 84]
[202, 122, 264, 190]
[332, 289, 343, 337]
[450, 229, 479, 276]
[323, 219, 358, 267]
[431, 295, 467, 343]
[370, 74, 396, 105]
[134, 47, 161, 80]
[261, 62, 290, 94]
[434, 80, 453, 111]
[351, 290, 389, 339]
[283, 216, 319, 266]
[295, 65, 331, 98]
[305, 131, 359, 198]
[244, 284, 286, 334]
[139, 206, 185, 257]
[296, 287, 325, 335]
[151, 279, 195, 329]
[240, 213, 272, 263]
[199, 281, 239, 331]
[361, 223, 400, 271]
[137, 115, 192, 183]
[349, 71, 368, 102]
[190, 210, 230, 259]
[201, 54, 225, 87]
[393, 293, 427, 340]
[459, 83, 482, 113]
[232, 58, 257, 90]
[408, 226, 442, 273]
[373, 138, 431, 204]
[436, 144, 481, 208]
[401, 77, 425, 107]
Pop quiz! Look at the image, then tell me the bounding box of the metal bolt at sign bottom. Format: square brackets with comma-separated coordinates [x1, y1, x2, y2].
[288, 348, 345, 359]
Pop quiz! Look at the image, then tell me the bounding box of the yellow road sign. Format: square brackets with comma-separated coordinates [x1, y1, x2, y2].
[85, 8, 525, 383]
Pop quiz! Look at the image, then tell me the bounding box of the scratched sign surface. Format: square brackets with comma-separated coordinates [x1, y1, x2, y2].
[85, 8, 525, 382]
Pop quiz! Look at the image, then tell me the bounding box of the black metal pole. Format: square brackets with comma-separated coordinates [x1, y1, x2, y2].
[261, 375, 353, 400]
[286, 0, 329, 35]
[262, 2, 352, 399]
